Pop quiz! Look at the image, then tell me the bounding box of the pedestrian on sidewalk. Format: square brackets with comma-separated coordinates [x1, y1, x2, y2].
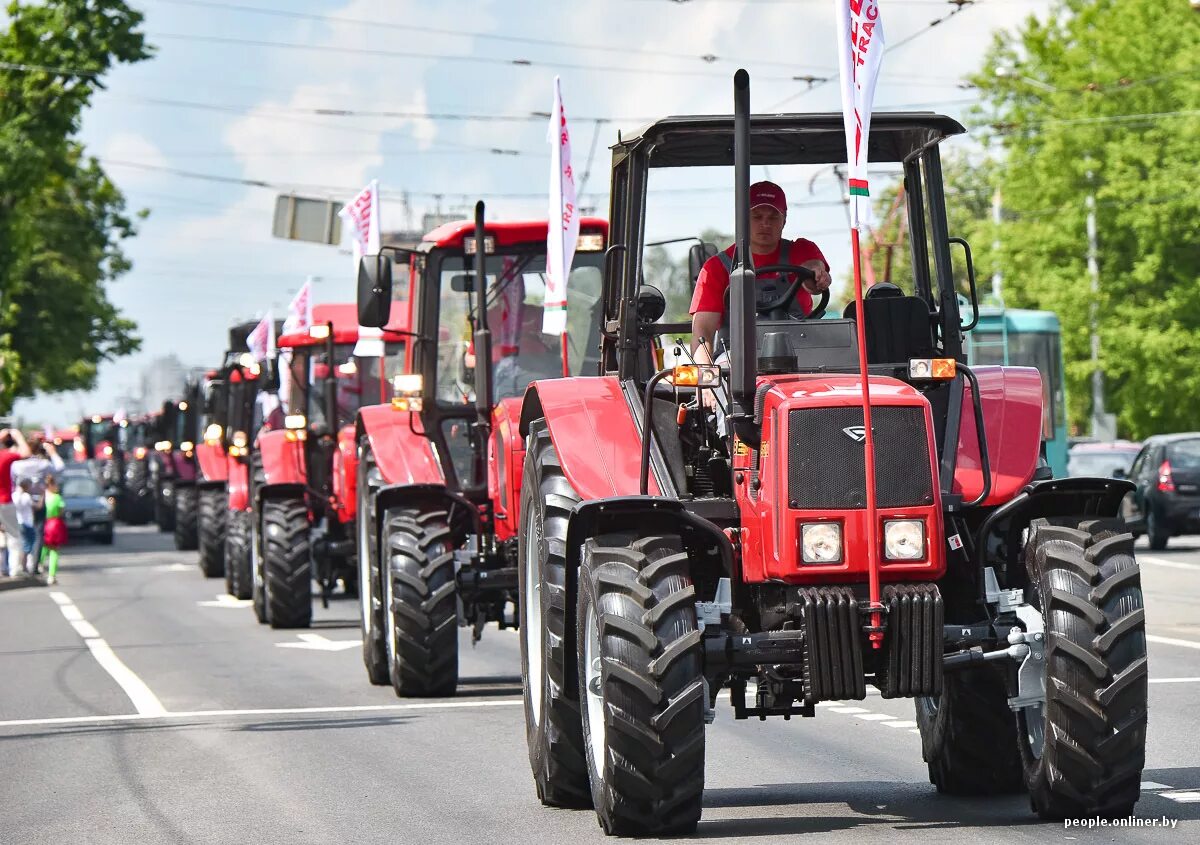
[13, 478, 36, 575]
[0, 429, 32, 577]
[13, 436, 64, 568]
[41, 477, 67, 585]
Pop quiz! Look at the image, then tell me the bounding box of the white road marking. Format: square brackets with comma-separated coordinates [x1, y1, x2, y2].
[1150, 677, 1200, 684]
[0, 698, 523, 730]
[1142, 782, 1172, 790]
[827, 706, 870, 714]
[48, 592, 166, 717]
[883, 720, 918, 729]
[814, 701, 841, 708]
[1140, 556, 1200, 571]
[1162, 791, 1200, 803]
[1147, 634, 1200, 651]
[276, 633, 360, 652]
[155, 563, 191, 572]
[197, 594, 253, 608]
[855, 713, 899, 721]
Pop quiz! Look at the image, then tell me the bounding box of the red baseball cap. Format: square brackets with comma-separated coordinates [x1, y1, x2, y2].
[750, 180, 786, 214]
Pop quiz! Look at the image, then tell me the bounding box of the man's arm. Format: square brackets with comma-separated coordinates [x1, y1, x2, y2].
[9, 429, 31, 458]
[690, 311, 722, 363]
[44, 442, 64, 472]
[800, 260, 832, 295]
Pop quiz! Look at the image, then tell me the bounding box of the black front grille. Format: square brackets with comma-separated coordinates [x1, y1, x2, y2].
[787, 406, 933, 509]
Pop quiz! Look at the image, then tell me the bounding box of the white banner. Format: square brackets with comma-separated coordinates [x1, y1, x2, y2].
[340, 180, 385, 351]
[836, 0, 886, 228]
[283, 278, 314, 336]
[247, 312, 274, 363]
[543, 77, 580, 336]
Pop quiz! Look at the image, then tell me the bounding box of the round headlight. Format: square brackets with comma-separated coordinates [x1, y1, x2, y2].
[884, 519, 925, 560]
[801, 522, 842, 564]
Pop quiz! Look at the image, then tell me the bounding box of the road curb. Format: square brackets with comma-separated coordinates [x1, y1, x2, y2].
[0, 575, 44, 592]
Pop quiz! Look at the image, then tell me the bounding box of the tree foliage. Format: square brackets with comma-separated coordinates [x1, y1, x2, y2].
[0, 1, 149, 410]
[968, 0, 1200, 438]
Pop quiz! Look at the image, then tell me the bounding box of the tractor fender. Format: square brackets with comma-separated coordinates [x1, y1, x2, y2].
[357, 404, 444, 487]
[256, 429, 306, 487]
[332, 425, 357, 524]
[954, 365, 1043, 506]
[373, 482, 478, 547]
[488, 398, 525, 542]
[194, 442, 228, 483]
[519, 376, 664, 501]
[227, 456, 250, 512]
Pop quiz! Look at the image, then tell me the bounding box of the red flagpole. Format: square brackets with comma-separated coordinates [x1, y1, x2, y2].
[850, 227, 883, 648]
[560, 332, 570, 377]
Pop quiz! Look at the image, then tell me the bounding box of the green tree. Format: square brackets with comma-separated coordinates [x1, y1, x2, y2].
[0, 1, 149, 410]
[970, 0, 1200, 438]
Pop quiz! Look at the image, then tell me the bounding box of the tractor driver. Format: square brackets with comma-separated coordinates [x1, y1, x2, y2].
[689, 181, 832, 365]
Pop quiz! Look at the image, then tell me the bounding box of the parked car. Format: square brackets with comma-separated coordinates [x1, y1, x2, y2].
[1068, 439, 1141, 478]
[60, 472, 114, 544]
[1120, 433, 1200, 550]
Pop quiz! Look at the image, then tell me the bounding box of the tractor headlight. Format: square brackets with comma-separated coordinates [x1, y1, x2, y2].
[883, 519, 925, 560]
[284, 414, 307, 431]
[391, 374, 424, 412]
[232, 431, 248, 448]
[800, 522, 842, 564]
[204, 423, 223, 443]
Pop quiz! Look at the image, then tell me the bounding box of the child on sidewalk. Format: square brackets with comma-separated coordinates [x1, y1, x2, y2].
[13, 478, 36, 575]
[41, 478, 67, 585]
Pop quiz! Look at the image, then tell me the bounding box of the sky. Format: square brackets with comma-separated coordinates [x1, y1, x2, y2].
[15, 0, 1055, 424]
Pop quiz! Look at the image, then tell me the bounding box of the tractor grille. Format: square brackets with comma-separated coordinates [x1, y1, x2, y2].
[787, 406, 933, 509]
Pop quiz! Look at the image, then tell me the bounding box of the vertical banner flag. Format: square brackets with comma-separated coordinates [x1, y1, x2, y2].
[247, 311, 274, 363]
[340, 180, 385, 354]
[283, 277, 314, 336]
[543, 76, 580, 335]
[836, 0, 885, 228]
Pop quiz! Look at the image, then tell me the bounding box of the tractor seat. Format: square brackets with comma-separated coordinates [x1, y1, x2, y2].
[842, 294, 937, 365]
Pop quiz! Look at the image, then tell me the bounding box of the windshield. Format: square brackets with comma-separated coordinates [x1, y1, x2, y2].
[1068, 450, 1138, 478]
[62, 476, 102, 498]
[1167, 440, 1200, 470]
[435, 250, 605, 405]
[287, 342, 406, 428]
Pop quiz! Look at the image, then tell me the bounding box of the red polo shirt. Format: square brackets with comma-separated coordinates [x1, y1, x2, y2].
[689, 239, 829, 317]
[0, 450, 19, 504]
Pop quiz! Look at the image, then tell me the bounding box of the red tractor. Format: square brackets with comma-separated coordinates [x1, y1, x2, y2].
[355, 206, 608, 693]
[221, 350, 268, 600]
[148, 402, 181, 532]
[514, 72, 1147, 835]
[113, 414, 155, 524]
[249, 303, 408, 629]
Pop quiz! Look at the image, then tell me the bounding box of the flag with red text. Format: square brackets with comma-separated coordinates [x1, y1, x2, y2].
[836, 0, 886, 228]
[543, 77, 579, 335]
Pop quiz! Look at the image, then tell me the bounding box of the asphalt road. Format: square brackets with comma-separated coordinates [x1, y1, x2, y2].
[2, 524, 1200, 844]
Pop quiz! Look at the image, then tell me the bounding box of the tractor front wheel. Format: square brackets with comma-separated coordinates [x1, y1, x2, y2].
[262, 497, 312, 629]
[357, 440, 389, 686]
[173, 485, 198, 551]
[577, 532, 705, 837]
[198, 487, 226, 578]
[1018, 519, 1147, 819]
[382, 507, 458, 696]
[225, 509, 252, 600]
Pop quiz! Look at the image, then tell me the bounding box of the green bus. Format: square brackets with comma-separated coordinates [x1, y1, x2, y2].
[967, 307, 1069, 478]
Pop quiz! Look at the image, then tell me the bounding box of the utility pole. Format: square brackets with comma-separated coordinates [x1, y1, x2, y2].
[1086, 183, 1116, 439]
[991, 187, 1003, 305]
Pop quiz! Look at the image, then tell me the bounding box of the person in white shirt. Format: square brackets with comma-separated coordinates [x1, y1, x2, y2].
[12, 478, 35, 575]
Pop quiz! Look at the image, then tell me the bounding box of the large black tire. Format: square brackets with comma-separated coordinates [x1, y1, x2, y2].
[155, 479, 175, 532]
[173, 484, 198, 551]
[1146, 509, 1168, 551]
[225, 509, 252, 600]
[382, 506, 458, 697]
[357, 439, 389, 686]
[519, 420, 590, 808]
[1018, 519, 1147, 819]
[262, 497, 312, 629]
[120, 460, 153, 525]
[577, 532, 705, 837]
[198, 487, 226, 578]
[250, 454, 269, 624]
[915, 667, 1024, 795]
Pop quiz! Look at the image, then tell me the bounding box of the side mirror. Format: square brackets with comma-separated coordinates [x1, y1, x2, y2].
[450, 273, 475, 293]
[357, 254, 392, 328]
[636, 284, 667, 324]
[1112, 468, 1127, 480]
[688, 242, 718, 282]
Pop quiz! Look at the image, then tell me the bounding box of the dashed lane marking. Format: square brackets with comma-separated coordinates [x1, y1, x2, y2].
[856, 713, 901, 721]
[827, 706, 870, 714]
[1147, 634, 1200, 651]
[1140, 556, 1200, 571]
[1142, 782, 1172, 790]
[1150, 677, 1200, 684]
[883, 720, 918, 729]
[197, 594, 253, 608]
[1161, 791, 1200, 803]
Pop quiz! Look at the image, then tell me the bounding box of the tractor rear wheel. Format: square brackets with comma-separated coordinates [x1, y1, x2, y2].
[519, 420, 590, 808]
[382, 506, 458, 697]
[577, 532, 705, 837]
[198, 487, 226, 578]
[915, 667, 1023, 795]
[357, 440, 389, 686]
[173, 485, 198, 551]
[156, 475, 176, 532]
[225, 509, 252, 600]
[1018, 519, 1147, 819]
[122, 460, 153, 525]
[262, 497, 312, 629]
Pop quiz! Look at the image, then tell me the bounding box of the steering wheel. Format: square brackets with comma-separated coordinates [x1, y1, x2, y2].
[725, 264, 830, 321]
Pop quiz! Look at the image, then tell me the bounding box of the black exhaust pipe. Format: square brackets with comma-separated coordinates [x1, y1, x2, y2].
[472, 200, 493, 427]
[730, 69, 759, 446]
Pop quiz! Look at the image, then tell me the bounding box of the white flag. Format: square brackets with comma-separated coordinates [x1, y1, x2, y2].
[247, 312, 274, 363]
[339, 180, 381, 262]
[283, 278, 313, 336]
[543, 77, 580, 336]
[836, 0, 886, 228]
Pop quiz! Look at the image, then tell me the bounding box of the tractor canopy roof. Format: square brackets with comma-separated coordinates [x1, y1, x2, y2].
[277, 302, 410, 348]
[419, 217, 609, 252]
[613, 112, 964, 168]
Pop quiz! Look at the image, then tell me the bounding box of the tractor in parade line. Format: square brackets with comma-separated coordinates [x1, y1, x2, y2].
[78, 413, 118, 481]
[248, 303, 409, 629]
[355, 207, 608, 693]
[505, 72, 1147, 836]
[148, 397, 198, 544]
[113, 413, 156, 524]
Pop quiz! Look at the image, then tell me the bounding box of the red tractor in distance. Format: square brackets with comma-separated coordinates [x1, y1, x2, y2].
[221, 350, 269, 600]
[79, 413, 118, 478]
[355, 206, 608, 694]
[113, 414, 155, 524]
[249, 303, 409, 629]
[514, 72, 1147, 835]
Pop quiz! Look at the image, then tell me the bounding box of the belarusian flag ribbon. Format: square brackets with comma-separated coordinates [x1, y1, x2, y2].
[849, 178, 870, 198]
